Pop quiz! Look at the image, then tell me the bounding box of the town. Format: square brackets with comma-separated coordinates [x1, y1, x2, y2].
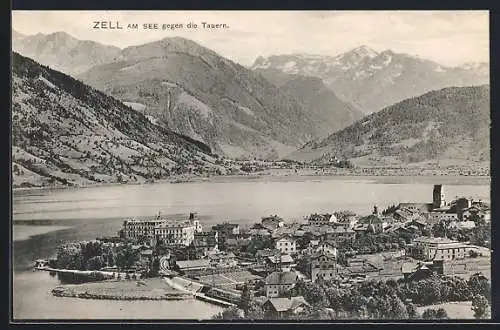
[40, 185, 491, 320]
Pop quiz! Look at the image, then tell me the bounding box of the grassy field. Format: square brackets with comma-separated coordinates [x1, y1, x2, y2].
[52, 278, 192, 300]
[417, 301, 476, 319]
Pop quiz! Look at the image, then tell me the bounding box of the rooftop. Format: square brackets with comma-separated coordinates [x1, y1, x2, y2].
[176, 259, 211, 269]
[265, 296, 310, 312]
[413, 237, 457, 244]
[267, 254, 295, 264]
[265, 271, 299, 285]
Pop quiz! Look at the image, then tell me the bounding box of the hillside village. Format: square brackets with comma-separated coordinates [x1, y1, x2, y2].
[44, 184, 491, 319]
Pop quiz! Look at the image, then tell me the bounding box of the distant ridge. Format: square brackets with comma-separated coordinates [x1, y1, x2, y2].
[289, 85, 490, 169]
[12, 52, 233, 188]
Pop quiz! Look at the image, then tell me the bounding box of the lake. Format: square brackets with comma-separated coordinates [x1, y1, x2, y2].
[12, 175, 490, 320]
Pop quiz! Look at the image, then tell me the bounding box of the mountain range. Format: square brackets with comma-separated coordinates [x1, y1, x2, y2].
[74, 37, 364, 159]
[289, 85, 490, 169]
[11, 30, 490, 169]
[12, 31, 122, 75]
[12, 52, 236, 188]
[12, 31, 365, 159]
[251, 46, 489, 114]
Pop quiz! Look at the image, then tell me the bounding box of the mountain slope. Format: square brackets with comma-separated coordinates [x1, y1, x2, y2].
[11, 52, 233, 188]
[12, 30, 26, 44]
[12, 31, 122, 75]
[277, 74, 363, 139]
[251, 46, 489, 114]
[77, 36, 354, 160]
[289, 85, 490, 168]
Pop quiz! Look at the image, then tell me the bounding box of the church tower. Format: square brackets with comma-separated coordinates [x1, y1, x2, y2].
[433, 185, 446, 209]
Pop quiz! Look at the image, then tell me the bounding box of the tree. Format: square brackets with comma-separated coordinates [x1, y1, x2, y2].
[468, 273, 491, 301]
[148, 257, 160, 277]
[435, 308, 448, 320]
[115, 244, 140, 270]
[85, 255, 105, 270]
[422, 309, 437, 320]
[212, 306, 243, 320]
[469, 250, 479, 258]
[406, 302, 419, 319]
[239, 284, 252, 316]
[472, 294, 491, 319]
[245, 301, 264, 320]
[246, 235, 274, 255]
[422, 308, 448, 320]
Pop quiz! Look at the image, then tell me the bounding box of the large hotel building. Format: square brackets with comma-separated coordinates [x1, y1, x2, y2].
[121, 213, 202, 246]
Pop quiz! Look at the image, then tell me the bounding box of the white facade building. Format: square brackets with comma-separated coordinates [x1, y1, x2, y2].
[275, 236, 297, 254]
[122, 215, 199, 246]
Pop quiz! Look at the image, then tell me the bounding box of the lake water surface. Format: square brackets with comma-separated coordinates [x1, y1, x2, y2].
[12, 175, 490, 320]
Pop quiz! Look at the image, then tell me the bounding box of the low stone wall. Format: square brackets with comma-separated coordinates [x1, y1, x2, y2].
[52, 287, 190, 301]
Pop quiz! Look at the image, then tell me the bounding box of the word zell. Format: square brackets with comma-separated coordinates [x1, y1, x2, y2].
[93, 21, 124, 29]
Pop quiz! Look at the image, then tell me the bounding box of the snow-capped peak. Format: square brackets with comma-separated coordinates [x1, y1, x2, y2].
[347, 45, 379, 59]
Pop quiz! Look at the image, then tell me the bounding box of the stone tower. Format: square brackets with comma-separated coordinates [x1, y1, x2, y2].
[433, 185, 446, 209]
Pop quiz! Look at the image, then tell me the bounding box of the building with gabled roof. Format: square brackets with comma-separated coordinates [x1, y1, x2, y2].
[311, 252, 338, 283]
[408, 237, 469, 261]
[265, 271, 299, 298]
[307, 213, 337, 226]
[261, 215, 285, 232]
[262, 296, 310, 318]
[267, 254, 296, 272]
[275, 235, 297, 254]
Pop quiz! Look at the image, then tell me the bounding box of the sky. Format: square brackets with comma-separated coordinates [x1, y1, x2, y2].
[12, 11, 489, 67]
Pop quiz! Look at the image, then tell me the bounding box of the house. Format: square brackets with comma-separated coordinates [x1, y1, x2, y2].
[311, 252, 338, 283]
[463, 203, 491, 223]
[292, 230, 306, 238]
[396, 203, 434, 213]
[426, 212, 459, 223]
[402, 263, 435, 282]
[355, 215, 385, 234]
[265, 271, 299, 298]
[250, 227, 272, 237]
[256, 248, 281, 264]
[323, 227, 356, 242]
[189, 213, 203, 233]
[208, 251, 237, 268]
[309, 240, 320, 248]
[340, 257, 380, 281]
[261, 215, 285, 232]
[316, 241, 337, 257]
[212, 223, 240, 239]
[307, 213, 336, 226]
[262, 296, 310, 318]
[448, 220, 476, 230]
[408, 237, 469, 261]
[139, 249, 153, 264]
[275, 235, 297, 254]
[331, 216, 358, 230]
[266, 254, 296, 272]
[392, 208, 417, 222]
[193, 231, 219, 255]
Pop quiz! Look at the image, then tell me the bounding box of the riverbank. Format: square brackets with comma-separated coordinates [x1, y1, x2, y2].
[51, 277, 192, 301]
[13, 171, 491, 194]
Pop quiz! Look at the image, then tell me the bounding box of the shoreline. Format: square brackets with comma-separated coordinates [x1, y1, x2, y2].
[50, 277, 193, 301]
[12, 172, 491, 194]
